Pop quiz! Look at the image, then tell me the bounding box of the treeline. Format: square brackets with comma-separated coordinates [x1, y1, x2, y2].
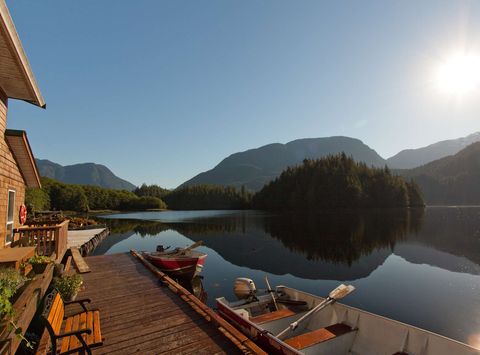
[252, 154, 425, 210]
[26, 177, 166, 212]
[26, 154, 425, 212]
[163, 185, 252, 210]
[134, 184, 170, 199]
[26, 178, 251, 212]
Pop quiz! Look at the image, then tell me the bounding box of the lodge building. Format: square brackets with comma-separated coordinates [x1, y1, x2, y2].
[0, 1, 44, 249]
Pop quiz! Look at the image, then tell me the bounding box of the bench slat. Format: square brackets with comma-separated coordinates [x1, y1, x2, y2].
[69, 314, 81, 350]
[79, 312, 87, 343]
[47, 294, 62, 326]
[51, 296, 64, 335]
[60, 317, 73, 354]
[94, 311, 102, 344]
[87, 311, 94, 345]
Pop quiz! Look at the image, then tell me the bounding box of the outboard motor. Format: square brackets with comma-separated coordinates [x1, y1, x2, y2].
[234, 278, 257, 301]
[156, 245, 170, 252]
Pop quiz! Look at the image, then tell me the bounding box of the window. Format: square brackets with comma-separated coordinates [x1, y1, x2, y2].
[6, 190, 15, 245]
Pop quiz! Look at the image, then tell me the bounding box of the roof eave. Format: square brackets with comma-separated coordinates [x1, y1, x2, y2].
[5, 129, 42, 188]
[0, 1, 45, 108]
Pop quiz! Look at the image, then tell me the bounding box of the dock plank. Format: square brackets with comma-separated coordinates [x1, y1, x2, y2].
[71, 247, 91, 273]
[76, 253, 242, 354]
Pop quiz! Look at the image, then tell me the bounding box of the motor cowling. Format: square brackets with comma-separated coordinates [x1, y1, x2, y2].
[234, 278, 257, 300]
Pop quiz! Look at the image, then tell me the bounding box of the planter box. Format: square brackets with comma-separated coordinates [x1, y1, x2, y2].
[0, 264, 53, 354]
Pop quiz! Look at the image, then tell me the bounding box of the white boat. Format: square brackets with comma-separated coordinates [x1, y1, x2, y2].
[216, 279, 480, 355]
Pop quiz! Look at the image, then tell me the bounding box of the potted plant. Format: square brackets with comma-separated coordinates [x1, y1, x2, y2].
[53, 274, 83, 301]
[27, 255, 52, 274]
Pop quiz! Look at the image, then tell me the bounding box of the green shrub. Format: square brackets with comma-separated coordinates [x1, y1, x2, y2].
[53, 274, 83, 300]
[27, 255, 53, 265]
[0, 268, 26, 318]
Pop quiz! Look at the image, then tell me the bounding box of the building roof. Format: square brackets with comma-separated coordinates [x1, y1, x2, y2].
[0, 1, 45, 108]
[5, 129, 41, 188]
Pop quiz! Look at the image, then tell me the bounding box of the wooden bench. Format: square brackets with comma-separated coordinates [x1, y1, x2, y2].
[284, 323, 353, 350]
[250, 308, 296, 325]
[40, 290, 103, 355]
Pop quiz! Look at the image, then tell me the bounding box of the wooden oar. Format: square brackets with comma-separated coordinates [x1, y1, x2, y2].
[179, 240, 203, 254]
[277, 284, 355, 340]
[264, 276, 278, 311]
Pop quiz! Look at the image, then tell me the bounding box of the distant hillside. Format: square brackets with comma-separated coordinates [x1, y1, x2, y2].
[182, 136, 386, 191]
[387, 132, 480, 169]
[403, 142, 480, 205]
[36, 159, 136, 191]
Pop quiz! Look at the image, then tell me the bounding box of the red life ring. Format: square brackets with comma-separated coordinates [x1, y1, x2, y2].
[19, 204, 27, 225]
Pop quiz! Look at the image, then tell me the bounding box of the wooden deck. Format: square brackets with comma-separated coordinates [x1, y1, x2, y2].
[71, 253, 243, 354]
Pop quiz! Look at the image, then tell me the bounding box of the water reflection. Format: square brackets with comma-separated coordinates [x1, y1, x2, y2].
[95, 208, 480, 344]
[98, 209, 425, 280]
[98, 208, 480, 278]
[178, 276, 208, 303]
[261, 209, 424, 265]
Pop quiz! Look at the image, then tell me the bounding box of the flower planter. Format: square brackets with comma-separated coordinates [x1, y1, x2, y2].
[31, 263, 48, 274]
[0, 264, 54, 354]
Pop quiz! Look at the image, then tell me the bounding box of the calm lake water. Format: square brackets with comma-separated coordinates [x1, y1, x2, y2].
[93, 207, 480, 347]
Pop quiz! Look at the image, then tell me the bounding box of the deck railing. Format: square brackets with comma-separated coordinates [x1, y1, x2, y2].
[13, 220, 69, 259]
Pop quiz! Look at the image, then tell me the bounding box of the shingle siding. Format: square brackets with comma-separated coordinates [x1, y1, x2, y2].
[0, 92, 26, 248]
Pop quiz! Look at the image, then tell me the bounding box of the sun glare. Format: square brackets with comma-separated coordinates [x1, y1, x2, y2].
[435, 53, 480, 96]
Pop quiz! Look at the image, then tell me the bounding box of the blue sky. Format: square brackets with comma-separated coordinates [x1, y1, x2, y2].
[6, 0, 480, 188]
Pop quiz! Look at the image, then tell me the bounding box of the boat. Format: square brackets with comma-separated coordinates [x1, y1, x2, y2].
[216, 278, 480, 355]
[141, 241, 207, 279]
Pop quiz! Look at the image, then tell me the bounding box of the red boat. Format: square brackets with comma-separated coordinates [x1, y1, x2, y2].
[142, 242, 207, 279]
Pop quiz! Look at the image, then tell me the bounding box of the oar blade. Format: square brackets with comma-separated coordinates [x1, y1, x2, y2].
[329, 284, 355, 300]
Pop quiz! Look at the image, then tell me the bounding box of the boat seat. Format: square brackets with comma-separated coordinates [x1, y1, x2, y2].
[250, 308, 296, 325]
[284, 323, 353, 350]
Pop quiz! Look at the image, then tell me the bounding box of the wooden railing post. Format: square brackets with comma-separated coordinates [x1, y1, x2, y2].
[54, 220, 69, 260]
[13, 220, 69, 259]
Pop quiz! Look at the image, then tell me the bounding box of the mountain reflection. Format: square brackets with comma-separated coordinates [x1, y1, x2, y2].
[262, 209, 424, 265]
[98, 207, 480, 278]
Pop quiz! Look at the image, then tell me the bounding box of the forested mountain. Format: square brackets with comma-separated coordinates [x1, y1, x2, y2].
[402, 142, 480, 205]
[182, 137, 386, 191]
[387, 132, 480, 169]
[36, 159, 136, 191]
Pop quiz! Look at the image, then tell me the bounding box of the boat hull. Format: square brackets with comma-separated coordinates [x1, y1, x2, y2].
[216, 286, 480, 355]
[217, 300, 300, 355]
[142, 251, 206, 279]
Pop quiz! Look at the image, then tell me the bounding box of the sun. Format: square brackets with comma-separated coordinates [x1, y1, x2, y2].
[435, 53, 480, 96]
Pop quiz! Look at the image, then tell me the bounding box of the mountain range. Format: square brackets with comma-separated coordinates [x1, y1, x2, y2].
[36, 159, 136, 191]
[386, 132, 480, 169]
[182, 132, 480, 194]
[182, 137, 386, 191]
[36, 131, 480, 204]
[401, 142, 480, 205]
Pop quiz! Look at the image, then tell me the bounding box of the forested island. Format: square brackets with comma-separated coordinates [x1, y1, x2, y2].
[26, 154, 424, 213]
[253, 154, 424, 210]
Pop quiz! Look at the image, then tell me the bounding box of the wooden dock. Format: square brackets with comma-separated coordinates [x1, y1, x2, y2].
[66, 253, 264, 354]
[67, 228, 110, 256]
